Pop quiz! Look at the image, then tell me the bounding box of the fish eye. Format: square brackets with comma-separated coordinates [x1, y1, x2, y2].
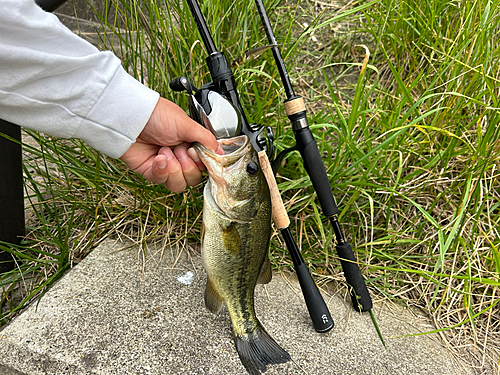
[246, 161, 259, 175]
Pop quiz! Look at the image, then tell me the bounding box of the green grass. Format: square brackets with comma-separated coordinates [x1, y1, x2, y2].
[1, 0, 499, 370]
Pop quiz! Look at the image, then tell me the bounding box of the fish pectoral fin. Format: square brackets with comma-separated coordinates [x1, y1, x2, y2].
[205, 278, 224, 314]
[257, 255, 272, 284]
[222, 223, 241, 256]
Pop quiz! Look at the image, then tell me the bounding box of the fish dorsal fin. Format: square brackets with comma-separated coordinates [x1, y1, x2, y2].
[205, 277, 224, 314]
[222, 223, 241, 256]
[257, 255, 272, 284]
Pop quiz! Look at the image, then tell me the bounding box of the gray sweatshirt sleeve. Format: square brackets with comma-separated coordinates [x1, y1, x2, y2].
[0, 0, 160, 158]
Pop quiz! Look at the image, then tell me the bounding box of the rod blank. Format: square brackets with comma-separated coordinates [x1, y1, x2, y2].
[253, 0, 295, 98]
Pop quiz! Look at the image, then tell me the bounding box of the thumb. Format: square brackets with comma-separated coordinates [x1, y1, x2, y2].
[181, 120, 220, 153]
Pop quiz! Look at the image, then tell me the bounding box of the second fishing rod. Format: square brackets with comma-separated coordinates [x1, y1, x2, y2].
[173, 0, 334, 333]
[253, 0, 373, 314]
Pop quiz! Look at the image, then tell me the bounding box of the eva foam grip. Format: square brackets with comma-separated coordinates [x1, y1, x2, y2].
[336, 242, 372, 312]
[293, 127, 338, 217]
[281, 229, 333, 333]
[295, 262, 334, 332]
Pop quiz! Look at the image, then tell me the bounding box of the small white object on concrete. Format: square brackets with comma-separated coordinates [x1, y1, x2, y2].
[177, 271, 194, 285]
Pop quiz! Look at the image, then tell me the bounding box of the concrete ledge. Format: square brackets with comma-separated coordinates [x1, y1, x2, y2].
[0, 239, 474, 374]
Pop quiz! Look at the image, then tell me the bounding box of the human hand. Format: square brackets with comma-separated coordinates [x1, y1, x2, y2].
[120, 97, 220, 192]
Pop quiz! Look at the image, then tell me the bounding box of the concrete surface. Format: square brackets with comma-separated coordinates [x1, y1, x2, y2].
[0, 239, 474, 375]
[0, 364, 26, 375]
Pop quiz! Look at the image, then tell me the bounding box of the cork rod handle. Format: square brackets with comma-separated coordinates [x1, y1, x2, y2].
[258, 151, 290, 229]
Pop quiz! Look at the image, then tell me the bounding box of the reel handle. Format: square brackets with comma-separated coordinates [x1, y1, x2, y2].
[169, 76, 197, 94]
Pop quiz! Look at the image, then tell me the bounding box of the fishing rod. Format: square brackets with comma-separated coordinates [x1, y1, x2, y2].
[253, 0, 373, 314]
[171, 0, 333, 333]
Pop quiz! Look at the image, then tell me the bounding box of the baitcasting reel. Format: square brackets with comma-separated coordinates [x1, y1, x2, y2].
[169, 52, 274, 158]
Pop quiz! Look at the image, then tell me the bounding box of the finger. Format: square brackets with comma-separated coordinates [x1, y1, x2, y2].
[187, 147, 206, 171]
[159, 147, 186, 193]
[150, 154, 169, 184]
[174, 145, 202, 186]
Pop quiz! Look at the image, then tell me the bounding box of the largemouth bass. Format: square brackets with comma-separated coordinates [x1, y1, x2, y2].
[194, 135, 290, 374]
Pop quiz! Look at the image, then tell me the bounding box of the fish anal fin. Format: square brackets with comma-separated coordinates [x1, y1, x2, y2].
[222, 223, 241, 256]
[204, 277, 223, 314]
[235, 326, 291, 375]
[257, 256, 272, 284]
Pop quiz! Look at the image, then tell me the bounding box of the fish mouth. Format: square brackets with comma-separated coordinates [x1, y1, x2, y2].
[194, 135, 253, 220]
[193, 135, 251, 174]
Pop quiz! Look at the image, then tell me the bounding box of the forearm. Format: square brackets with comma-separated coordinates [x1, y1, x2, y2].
[0, 0, 159, 158]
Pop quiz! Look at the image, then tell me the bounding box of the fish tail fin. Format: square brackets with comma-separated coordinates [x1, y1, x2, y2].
[234, 326, 290, 375]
